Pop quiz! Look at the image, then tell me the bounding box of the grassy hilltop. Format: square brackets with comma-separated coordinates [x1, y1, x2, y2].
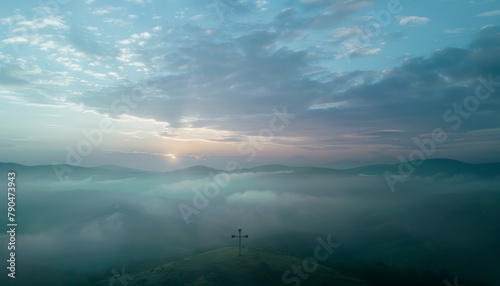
[88, 246, 371, 286]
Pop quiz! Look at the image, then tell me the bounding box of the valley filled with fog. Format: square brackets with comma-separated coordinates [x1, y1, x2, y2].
[1, 160, 499, 285]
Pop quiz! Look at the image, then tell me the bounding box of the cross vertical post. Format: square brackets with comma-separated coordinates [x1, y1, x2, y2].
[231, 228, 248, 256]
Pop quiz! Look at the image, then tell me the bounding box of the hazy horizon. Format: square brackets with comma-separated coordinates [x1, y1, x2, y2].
[3, 156, 500, 173]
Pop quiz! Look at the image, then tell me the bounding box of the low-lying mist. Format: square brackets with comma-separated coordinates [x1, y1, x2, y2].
[1, 162, 499, 285]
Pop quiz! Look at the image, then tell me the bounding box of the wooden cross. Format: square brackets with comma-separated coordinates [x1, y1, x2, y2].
[231, 228, 248, 256]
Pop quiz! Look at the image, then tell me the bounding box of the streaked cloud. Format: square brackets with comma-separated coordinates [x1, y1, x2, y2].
[398, 16, 430, 25]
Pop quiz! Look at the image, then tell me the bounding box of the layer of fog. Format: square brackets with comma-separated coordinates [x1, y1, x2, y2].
[1, 166, 499, 284]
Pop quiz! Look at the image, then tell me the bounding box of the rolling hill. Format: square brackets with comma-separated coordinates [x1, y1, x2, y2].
[344, 158, 500, 178]
[86, 246, 371, 286]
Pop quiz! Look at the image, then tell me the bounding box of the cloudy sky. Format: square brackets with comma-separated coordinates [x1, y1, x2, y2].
[0, 0, 499, 171]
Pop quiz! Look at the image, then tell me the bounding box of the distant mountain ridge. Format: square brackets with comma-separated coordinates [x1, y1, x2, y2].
[1, 158, 500, 180]
[344, 158, 500, 178]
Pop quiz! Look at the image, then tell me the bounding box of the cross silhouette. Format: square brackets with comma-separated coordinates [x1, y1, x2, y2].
[231, 228, 248, 256]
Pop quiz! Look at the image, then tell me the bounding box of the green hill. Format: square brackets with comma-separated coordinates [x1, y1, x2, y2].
[89, 246, 371, 286]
